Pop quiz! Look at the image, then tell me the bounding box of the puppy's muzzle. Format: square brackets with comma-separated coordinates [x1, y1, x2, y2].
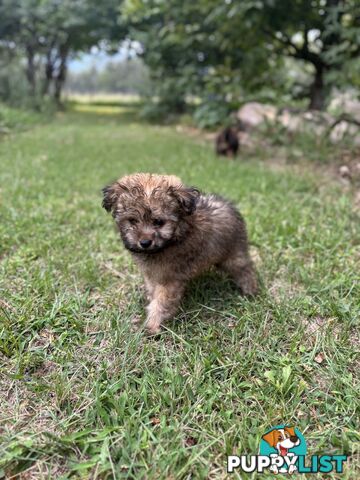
[139, 239, 152, 249]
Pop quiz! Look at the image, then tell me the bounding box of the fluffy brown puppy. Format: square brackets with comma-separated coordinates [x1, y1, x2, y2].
[102, 173, 258, 334]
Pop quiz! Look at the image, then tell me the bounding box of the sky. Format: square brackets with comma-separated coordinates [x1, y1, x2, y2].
[68, 43, 139, 73]
[69, 51, 126, 73]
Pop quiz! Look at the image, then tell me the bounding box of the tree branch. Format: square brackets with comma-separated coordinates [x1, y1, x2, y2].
[263, 27, 327, 69]
[326, 113, 360, 137]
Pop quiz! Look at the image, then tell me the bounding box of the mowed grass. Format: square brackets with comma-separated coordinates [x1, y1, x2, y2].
[0, 102, 359, 479]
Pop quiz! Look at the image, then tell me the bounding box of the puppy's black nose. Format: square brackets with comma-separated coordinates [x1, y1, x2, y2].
[290, 436, 299, 443]
[140, 239, 152, 249]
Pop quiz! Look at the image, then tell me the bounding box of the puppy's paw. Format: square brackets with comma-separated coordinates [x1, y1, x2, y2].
[269, 465, 279, 474]
[240, 275, 259, 297]
[144, 322, 162, 336]
[242, 284, 258, 297]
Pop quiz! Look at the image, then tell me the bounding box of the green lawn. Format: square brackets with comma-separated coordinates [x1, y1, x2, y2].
[0, 102, 359, 479]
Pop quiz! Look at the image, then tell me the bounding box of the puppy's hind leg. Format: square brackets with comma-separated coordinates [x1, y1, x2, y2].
[145, 282, 184, 335]
[219, 251, 258, 296]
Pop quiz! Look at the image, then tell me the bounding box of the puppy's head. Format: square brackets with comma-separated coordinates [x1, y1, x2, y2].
[262, 427, 300, 450]
[102, 173, 199, 253]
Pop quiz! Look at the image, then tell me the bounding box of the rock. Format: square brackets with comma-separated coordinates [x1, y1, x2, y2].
[302, 111, 333, 124]
[277, 110, 302, 132]
[278, 109, 332, 135]
[236, 102, 277, 130]
[329, 93, 360, 122]
[339, 165, 351, 178]
[330, 121, 360, 144]
[235, 100, 360, 144]
[237, 131, 254, 147]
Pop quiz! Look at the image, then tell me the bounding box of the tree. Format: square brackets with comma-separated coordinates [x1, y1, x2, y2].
[123, 0, 280, 121]
[245, 0, 360, 110]
[124, 0, 360, 112]
[0, 0, 126, 104]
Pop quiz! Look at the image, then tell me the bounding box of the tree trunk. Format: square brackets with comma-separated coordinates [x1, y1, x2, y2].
[25, 45, 36, 97]
[309, 66, 325, 111]
[308, 0, 342, 110]
[42, 49, 55, 96]
[54, 44, 69, 104]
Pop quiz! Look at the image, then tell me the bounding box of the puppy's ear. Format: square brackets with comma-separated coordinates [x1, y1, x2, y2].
[284, 426, 296, 437]
[172, 187, 200, 215]
[102, 182, 127, 215]
[262, 430, 278, 448]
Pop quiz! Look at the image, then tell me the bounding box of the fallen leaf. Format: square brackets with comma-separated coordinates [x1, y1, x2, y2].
[150, 417, 160, 426]
[185, 436, 197, 447]
[314, 353, 325, 364]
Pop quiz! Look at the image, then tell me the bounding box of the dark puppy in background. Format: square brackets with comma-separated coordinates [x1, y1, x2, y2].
[215, 126, 239, 157]
[102, 173, 257, 334]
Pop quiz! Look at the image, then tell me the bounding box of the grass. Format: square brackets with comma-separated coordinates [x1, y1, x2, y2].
[0, 103, 44, 134]
[0, 101, 359, 479]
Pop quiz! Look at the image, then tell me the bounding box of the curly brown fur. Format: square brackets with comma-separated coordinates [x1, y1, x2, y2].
[102, 173, 258, 334]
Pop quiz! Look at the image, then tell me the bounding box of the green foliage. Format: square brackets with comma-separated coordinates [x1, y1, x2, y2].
[0, 56, 28, 106]
[0, 103, 43, 133]
[193, 98, 231, 129]
[139, 77, 189, 122]
[124, 0, 360, 115]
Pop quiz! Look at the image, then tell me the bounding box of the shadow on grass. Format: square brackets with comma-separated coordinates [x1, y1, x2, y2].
[186, 271, 240, 303]
[166, 270, 256, 331]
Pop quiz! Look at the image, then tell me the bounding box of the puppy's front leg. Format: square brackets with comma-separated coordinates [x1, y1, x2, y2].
[143, 275, 155, 302]
[145, 282, 184, 335]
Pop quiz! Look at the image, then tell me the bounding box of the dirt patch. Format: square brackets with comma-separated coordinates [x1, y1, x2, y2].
[6, 457, 69, 480]
[29, 328, 55, 350]
[301, 316, 341, 348]
[349, 329, 360, 348]
[302, 316, 328, 335]
[0, 374, 58, 436]
[269, 266, 305, 302]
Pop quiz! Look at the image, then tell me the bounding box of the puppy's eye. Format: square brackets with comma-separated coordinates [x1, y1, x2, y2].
[153, 218, 165, 227]
[128, 218, 138, 225]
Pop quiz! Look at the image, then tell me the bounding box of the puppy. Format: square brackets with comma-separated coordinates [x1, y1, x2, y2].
[102, 173, 257, 334]
[215, 126, 239, 157]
